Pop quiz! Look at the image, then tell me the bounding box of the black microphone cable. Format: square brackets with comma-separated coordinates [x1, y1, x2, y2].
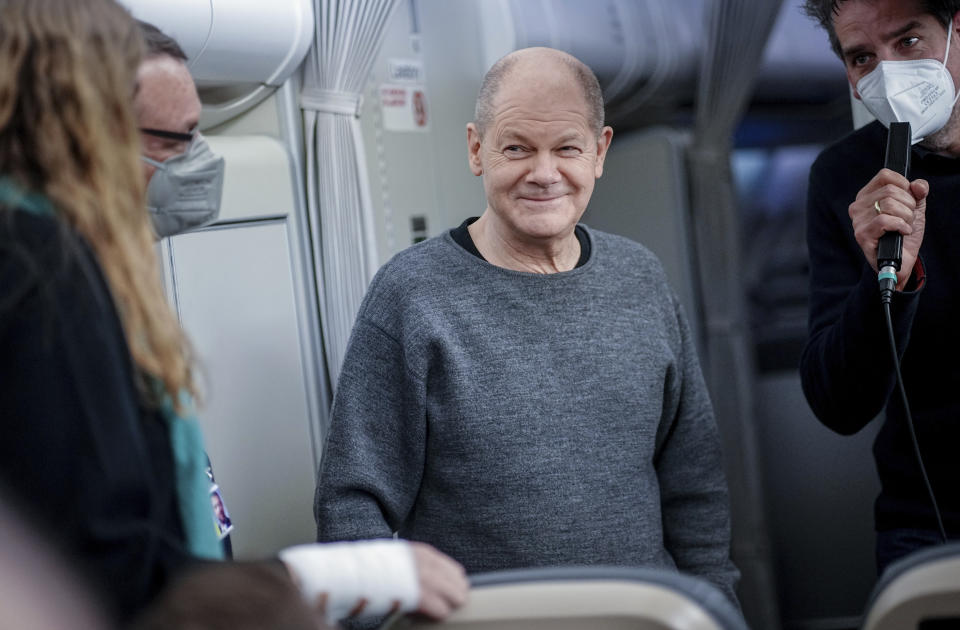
[880, 300, 947, 543]
[878, 122, 947, 543]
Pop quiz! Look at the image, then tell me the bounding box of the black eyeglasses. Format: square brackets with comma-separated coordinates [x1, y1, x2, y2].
[140, 128, 195, 143]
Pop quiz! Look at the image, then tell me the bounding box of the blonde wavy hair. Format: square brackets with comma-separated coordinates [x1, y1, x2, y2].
[0, 0, 196, 407]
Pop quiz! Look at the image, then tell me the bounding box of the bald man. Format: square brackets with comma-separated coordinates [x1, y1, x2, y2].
[315, 47, 739, 605]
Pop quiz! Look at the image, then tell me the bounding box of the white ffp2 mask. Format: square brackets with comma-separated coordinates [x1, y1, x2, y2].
[142, 133, 225, 238]
[856, 20, 960, 144]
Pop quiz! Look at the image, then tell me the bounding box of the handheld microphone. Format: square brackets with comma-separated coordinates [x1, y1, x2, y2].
[875, 122, 947, 542]
[877, 122, 911, 301]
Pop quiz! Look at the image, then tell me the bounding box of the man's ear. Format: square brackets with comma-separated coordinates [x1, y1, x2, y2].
[466, 122, 483, 176]
[594, 126, 614, 178]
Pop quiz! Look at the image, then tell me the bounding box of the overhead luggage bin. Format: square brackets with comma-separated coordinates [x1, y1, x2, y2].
[117, 0, 314, 126]
[118, 0, 312, 86]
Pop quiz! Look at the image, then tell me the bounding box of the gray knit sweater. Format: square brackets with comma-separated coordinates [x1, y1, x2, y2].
[315, 225, 739, 603]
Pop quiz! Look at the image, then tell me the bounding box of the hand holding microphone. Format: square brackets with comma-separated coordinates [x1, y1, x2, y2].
[862, 124, 948, 543]
[847, 122, 927, 293]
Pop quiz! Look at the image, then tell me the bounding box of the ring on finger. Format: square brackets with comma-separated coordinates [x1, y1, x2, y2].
[874, 200, 882, 215]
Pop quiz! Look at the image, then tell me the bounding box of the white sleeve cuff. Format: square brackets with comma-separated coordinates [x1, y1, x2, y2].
[279, 539, 419, 624]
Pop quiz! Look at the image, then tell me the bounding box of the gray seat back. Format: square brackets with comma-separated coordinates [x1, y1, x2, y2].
[862, 542, 960, 630]
[383, 566, 747, 630]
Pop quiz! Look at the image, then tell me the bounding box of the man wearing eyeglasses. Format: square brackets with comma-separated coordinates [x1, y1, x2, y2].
[124, 22, 471, 624]
[134, 21, 225, 239]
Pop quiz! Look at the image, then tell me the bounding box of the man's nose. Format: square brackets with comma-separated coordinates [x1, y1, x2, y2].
[527, 151, 562, 186]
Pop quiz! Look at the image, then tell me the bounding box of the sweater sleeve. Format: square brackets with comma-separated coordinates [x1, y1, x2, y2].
[314, 315, 427, 542]
[0, 212, 195, 622]
[798, 163, 921, 435]
[654, 296, 740, 606]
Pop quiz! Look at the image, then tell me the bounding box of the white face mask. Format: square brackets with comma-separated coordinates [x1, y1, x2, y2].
[142, 132, 225, 238]
[856, 20, 960, 144]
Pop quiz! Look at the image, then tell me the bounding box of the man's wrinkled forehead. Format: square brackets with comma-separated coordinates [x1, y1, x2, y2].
[834, 0, 947, 65]
[491, 60, 591, 116]
[134, 55, 201, 134]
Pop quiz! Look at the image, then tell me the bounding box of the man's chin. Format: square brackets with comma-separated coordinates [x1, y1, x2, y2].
[498, 214, 569, 241]
[919, 130, 951, 152]
[918, 109, 960, 154]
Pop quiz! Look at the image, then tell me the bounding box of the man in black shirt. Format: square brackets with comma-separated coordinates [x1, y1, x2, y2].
[802, 0, 960, 572]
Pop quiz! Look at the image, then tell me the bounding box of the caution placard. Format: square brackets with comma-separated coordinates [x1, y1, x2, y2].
[380, 83, 430, 132]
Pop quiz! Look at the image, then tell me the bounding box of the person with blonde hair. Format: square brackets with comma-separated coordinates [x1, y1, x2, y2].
[0, 3, 201, 620]
[0, 0, 467, 624]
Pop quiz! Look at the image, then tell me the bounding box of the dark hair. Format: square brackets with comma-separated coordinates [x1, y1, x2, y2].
[474, 48, 605, 138]
[804, 0, 960, 57]
[136, 20, 187, 61]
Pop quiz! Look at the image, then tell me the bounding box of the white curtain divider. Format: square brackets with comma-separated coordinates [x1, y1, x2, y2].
[301, 0, 403, 401]
[687, 1, 784, 629]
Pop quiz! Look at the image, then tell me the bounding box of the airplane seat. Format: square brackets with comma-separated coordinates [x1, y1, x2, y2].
[861, 542, 960, 630]
[382, 565, 747, 630]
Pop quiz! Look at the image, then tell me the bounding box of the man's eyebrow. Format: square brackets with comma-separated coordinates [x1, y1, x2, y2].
[841, 42, 868, 62]
[883, 20, 925, 42]
[841, 20, 925, 60]
[556, 132, 585, 144]
[497, 128, 531, 144]
[497, 129, 584, 144]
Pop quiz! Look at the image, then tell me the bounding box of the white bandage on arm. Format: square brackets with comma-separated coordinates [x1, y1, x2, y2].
[279, 539, 419, 624]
